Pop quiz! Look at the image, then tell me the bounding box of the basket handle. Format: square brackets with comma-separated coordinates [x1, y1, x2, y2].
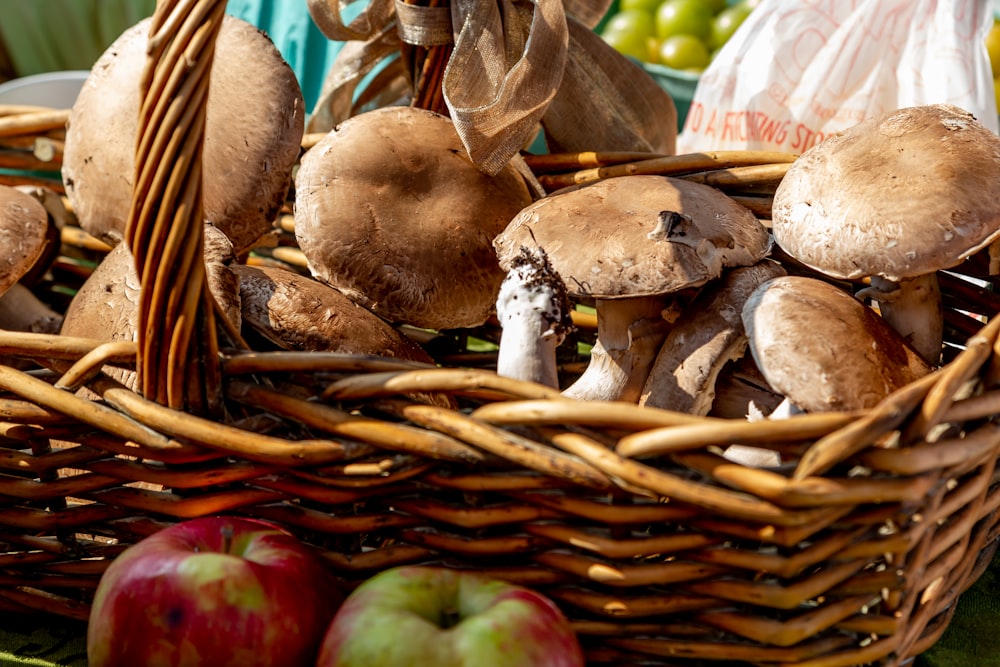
[124, 0, 226, 413]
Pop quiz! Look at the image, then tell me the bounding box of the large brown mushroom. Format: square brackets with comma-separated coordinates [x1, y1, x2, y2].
[772, 104, 1000, 364]
[294, 106, 534, 331]
[742, 275, 933, 414]
[62, 15, 304, 255]
[494, 175, 772, 402]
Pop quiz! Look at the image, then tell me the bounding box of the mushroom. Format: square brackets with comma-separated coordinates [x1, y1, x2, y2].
[62, 15, 304, 254]
[639, 260, 786, 413]
[771, 104, 1000, 364]
[0, 284, 62, 335]
[233, 264, 457, 408]
[741, 275, 933, 415]
[13, 185, 66, 287]
[0, 185, 51, 300]
[494, 245, 574, 388]
[293, 106, 534, 331]
[493, 175, 772, 402]
[707, 353, 785, 421]
[0, 185, 61, 342]
[232, 264, 436, 365]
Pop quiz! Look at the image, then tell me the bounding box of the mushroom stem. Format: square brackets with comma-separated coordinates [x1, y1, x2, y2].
[859, 273, 943, 365]
[561, 297, 672, 402]
[722, 397, 799, 468]
[495, 247, 572, 389]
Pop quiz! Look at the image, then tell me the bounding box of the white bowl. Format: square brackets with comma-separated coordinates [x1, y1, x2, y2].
[0, 70, 90, 108]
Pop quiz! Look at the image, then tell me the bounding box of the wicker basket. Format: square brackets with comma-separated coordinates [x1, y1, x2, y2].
[2, 3, 1000, 666]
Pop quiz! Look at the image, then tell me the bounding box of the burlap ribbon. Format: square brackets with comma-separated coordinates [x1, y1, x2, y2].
[306, 0, 676, 175]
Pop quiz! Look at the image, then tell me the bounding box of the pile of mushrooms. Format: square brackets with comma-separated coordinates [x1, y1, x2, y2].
[770, 104, 1000, 365]
[20, 9, 1000, 481]
[488, 103, 1000, 442]
[493, 175, 772, 401]
[57, 16, 448, 394]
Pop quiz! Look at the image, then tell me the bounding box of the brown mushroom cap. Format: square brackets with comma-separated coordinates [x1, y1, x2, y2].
[62, 15, 304, 254]
[742, 275, 932, 413]
[0, 185, 51, 297]
[294, 106, 534, 330]
[232, 264, 435, 364]
[59, 244, 142, 388]
[772, 104, 1000, 282]
[494, 175, 772, 298]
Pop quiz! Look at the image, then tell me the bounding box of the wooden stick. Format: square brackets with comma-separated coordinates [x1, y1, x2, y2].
[678, 163, 792, 192]
[536, 151, 797, 190]
[523, 151, 667, 173]
[0, 109, 70, 137]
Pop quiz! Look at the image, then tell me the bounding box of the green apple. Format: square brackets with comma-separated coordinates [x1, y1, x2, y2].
[986, 19, 1000, 79]
[659, 33, 712, 70]
[655, 0, 713, 41]
[601, 9, 657, 61]
[620, 0, 664, 16]
[710, 3, 752, 50]
[317, 566, 585, 667]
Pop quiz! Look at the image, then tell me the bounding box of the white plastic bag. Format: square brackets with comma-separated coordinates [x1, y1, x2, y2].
[677, 0, 999, 154]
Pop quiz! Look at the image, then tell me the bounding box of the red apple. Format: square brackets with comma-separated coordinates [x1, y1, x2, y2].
[87, 515, 342, 667]
[317, 566, 585, 666]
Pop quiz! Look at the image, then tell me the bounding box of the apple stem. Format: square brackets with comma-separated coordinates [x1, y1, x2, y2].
[222, 523, 234, 554]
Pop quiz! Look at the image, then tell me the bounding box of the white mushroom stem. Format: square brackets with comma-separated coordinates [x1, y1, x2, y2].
[722, 397, 801, 468]
[495, 247, 572, 389]
[562, 297, 673, 403]
[858, 274, 943, 365]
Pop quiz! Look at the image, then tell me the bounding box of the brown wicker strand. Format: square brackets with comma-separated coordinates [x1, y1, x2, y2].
[615, 410, 860, 458]
[795, 371, 941, 479]
[533, 150, 797, 190]
[124, 0, 225, 410]
[0, 109, 70, 137]
[905, 312, 1000, 441]
[226, 380, 488, 464]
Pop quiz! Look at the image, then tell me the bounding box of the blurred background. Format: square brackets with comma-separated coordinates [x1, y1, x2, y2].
[0, 0, 343, 111]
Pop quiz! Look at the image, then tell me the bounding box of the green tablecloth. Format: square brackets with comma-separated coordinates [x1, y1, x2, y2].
[2, 550, 998, 666]
[915, 549, 1000, 667]
[0, 616, 86, 667]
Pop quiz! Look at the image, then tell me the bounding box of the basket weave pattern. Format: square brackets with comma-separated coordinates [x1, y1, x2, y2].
[1, 2, 1000, 667]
